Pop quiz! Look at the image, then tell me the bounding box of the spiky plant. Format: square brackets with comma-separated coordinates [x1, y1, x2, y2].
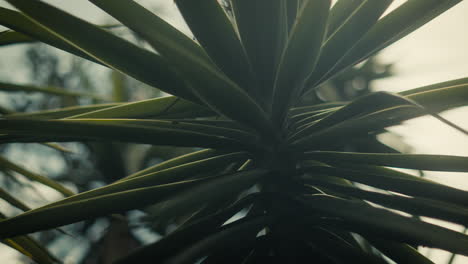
[1, 0, 468, 263]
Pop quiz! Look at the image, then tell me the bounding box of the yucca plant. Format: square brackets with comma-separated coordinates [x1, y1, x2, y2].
[1, 0, 468, 263]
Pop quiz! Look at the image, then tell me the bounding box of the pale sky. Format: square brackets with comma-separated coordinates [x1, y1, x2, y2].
[1, 1, 468, 263]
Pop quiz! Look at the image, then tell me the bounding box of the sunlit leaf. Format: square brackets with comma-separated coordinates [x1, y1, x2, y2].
[175, 0, 256, 97]
[303, 151, 468, 172]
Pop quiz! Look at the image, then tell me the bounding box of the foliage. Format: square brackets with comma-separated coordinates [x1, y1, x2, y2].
[1, 0, 468, 263]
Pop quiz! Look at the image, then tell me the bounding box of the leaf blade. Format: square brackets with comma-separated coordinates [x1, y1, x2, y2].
[4, 1, 196, 101]
[90, 0, 273, 135]
[272, 0, 331, 125]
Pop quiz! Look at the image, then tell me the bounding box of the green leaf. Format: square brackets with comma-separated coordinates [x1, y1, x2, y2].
[326, 0, 365, 37]
[365, 237, 435, 264]
[4, 1, 197, 101]
[6, 96, 211, 120]
[111, 70, 126, 102]
[303, 151, 468, 172]
[175, 0, 256, 98]
[116, 193, 259, 263]
[163, 119, 255, 133]
[70, 118, 259, 145]
[300, 226, 388, 264]
[122, 149, 222, 180]
[165, 216, 266, 264]
[404, 83, 468, 113]
[289, 108, 336, 132]
[41, 152, 250, 208]
[301, 164, 468, 207]
[317, 0, 463, 86]
[288, 92, 415, 144]
[148, 169, 267, 225]
[290, 105, 422, 149]
[0, 25, 123, 47]
[41, 143, 74, 154]
[290, 89, 468, 149]
[0, 7, 97, 63]
[286, 0, 299, 31]
[90, 0, 209, 62]
[288, 102, 345, 116]
[0, 30, 34, 46]
[400, 77, 468, 96]
[90, 0, 273, 135]
[301, 194, 468, 256]
[0, 81, 104, 100]
[0, 119, 251, 150]
[0, 156, 74, 197]
[231, 0, 288, 104]
[0, 177, 206, 239]
[3, 235, 58, 264]
[288, 107, 337, 126]
[306, 0, 393, 89]
[272, 0, 331, 125]
[4, 103, 119, 119]
[68, 96, 212, 119]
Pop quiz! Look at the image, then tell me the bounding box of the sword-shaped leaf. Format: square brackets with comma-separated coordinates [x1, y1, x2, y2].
[286, 0, 299, 31]
[0, 119, 251, 149]
[0, 7, 96, 62]
[288, 102, 345, 116]
[305, 176, 468, 225]
[232, 0, 288, 103]
[122, 149, 222, 180]
[4, 1, 197, 101]
[272, 0, 331, 125]
[0, 178, 206, 239]
[89, 0, 272, 135]
[175, 0, 256, 97]
[149, 169, 267, 225]
[0, 30, 34, 46]
[314, 0, 463, 87]
[307, 0, 393, 88]
[165, 216, 266, 264]
[405, 83, 468, 113]
[3, 235, 58, 264]
[301, 195, 468, 256]
[365, 238, 435, 264]
[303, 151, 468, 172]
[116, 194, 260, 263]
[326, 0, 365, 38]
[288, 91, 415, 143]
[7, 96, 211, 120]
[301, 165, 468, 207]
[40, 152, 250, 208]
[0, 81, 104, 100]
